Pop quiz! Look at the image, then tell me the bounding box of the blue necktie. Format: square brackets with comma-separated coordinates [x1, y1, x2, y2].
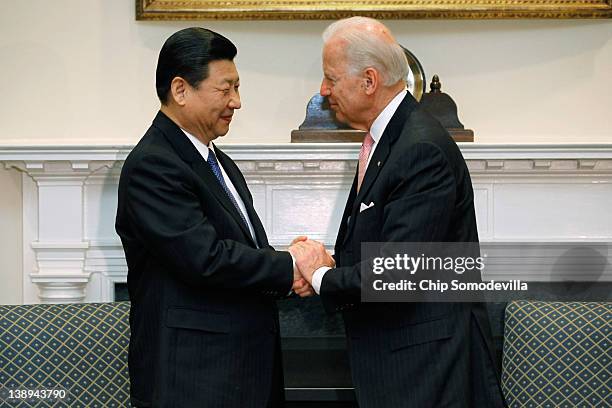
[206, 148, 250, 230]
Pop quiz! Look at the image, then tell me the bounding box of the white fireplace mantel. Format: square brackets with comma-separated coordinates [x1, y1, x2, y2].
[2, 142, 612, 161]
[1, 143, 611, 304]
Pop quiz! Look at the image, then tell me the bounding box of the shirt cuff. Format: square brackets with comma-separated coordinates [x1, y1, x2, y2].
[312, 266, 331, 295]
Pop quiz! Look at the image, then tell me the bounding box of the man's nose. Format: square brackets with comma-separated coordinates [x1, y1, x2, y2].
[320, 80, 331, 97]
[229, 90, 241, 109]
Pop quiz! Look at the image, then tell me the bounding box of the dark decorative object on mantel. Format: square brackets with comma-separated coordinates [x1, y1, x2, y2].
[290, 94, 364, 143]
[291, 75, 474, 143]
[419, 75, 474, 142]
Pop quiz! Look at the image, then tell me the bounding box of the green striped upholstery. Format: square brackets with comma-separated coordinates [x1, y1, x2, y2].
[0, 302, 130, 407]
[502, 300, 610, 408]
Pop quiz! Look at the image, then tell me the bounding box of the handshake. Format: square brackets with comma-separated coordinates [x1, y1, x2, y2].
[287, 236, 335, 298]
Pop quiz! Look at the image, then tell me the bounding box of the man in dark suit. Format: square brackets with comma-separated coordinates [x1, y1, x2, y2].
[293, 17, 506, 407]
[115, 28, 330, 408]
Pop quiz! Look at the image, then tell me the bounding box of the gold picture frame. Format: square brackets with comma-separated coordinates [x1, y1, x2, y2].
[136, 0, 612, 20]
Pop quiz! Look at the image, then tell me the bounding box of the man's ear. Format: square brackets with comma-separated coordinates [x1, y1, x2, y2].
[363, 68, 379, 96]
[169, 77, 189, 106]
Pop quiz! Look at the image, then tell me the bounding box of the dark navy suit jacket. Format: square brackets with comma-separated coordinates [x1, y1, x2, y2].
[321, 94, 506, 408]
[116, 111, 292, 408]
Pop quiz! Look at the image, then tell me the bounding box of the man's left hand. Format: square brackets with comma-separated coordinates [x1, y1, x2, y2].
[289, 239, 335, 284]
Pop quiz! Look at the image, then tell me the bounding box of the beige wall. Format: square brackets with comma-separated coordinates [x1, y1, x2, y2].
[0, 167, 22, 305]
[0, 1, 611, 146]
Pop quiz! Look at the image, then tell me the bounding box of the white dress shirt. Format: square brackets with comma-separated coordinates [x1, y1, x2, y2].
[311, 89, 408, 294]
[184, 130, 298, 295]
[182, 130, 258, 244]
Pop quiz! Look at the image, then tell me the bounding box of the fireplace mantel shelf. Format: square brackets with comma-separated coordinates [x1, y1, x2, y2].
[1, 143, 612, 162]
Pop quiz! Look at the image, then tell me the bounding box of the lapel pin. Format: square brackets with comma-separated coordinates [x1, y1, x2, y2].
[377, 161, 381, 167]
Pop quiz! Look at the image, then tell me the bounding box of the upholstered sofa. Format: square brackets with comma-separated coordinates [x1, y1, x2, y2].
[501, 300, 610, 407]
[0, 302, 130, 407]
[0, 300, 609, 407]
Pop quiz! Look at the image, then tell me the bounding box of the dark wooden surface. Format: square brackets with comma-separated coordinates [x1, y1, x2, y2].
[291, 128, 473, 143]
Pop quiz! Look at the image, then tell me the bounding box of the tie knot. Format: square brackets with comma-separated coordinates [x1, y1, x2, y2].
[207, 148, 218, 165]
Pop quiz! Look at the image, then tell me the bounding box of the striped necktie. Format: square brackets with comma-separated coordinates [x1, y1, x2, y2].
[357, 132, 374, 192]
[206, 148, 250, 229]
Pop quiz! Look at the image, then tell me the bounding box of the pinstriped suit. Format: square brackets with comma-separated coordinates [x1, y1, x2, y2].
[115, 111, 293, 408]
[320, 93, 506, 407]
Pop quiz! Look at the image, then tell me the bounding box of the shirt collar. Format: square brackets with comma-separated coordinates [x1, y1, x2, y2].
[182, 129, 214, 161]
[369, 89, 407, 144]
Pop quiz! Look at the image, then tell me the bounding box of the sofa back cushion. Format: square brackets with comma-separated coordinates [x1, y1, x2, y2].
[0, 302, 130, 407]
[502, 300, 610, 407]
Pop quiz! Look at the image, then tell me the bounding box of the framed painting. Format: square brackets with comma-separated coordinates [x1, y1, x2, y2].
[136, 0, 612, 20]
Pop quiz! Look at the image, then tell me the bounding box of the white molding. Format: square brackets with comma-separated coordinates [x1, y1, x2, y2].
[28, 241, 90, 303]
[29, 273, 90, 303]
[2, 144, 612, 179]
[1, 144, 611, 303]
[1, 143, 612, 163]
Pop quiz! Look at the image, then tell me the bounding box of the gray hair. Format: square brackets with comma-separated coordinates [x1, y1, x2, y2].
[322, 17, 408, 86]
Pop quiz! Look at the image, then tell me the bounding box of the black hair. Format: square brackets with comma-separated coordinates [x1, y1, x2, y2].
[155, 27, 237, 104]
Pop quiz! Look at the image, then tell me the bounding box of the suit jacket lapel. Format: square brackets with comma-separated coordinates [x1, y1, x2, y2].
[338, 140, 390, 247]
[353, 135, 390, 205]
[191, 158, 257, 246]
[215, 147, 269, 248]
[335, 172, 358, 249]
[340, 93, 419, 246]
[153, 111, 257, 246]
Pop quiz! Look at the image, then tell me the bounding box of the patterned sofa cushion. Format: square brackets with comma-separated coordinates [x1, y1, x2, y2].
[502, 300, 610, 408]
[0, 302, 130, 407]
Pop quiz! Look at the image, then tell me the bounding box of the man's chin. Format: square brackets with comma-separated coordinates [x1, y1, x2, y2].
[215, 126, 231, 138]
[333, 112, 347, 125]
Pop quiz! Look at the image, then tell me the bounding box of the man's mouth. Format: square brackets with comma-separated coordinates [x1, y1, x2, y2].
[220, 115, 233, 123]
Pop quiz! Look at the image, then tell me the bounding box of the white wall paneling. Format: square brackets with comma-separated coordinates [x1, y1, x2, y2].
[1, 144, 611, 303]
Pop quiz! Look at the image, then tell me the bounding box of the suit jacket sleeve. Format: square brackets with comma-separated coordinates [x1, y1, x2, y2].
[321, 142, 456, 311]
[124, 152, 293, 294]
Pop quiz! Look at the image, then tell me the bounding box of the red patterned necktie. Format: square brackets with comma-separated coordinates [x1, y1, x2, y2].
[357, 132, 374, 192]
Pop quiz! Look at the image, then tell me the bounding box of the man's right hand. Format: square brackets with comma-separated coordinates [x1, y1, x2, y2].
[292, 277, 314, 298]
[288, 239, 335, 285]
